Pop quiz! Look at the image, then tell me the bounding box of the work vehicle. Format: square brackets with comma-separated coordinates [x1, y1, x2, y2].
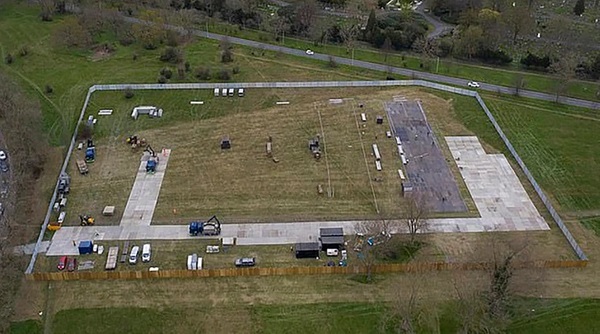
[467, 81, 480, 88]
[76, 159, 88, 175]
[234, 257, 256, 267]
[145, 145, 159, 174]
[85, 139, 96, 163]
[79, 215, 95, 226]
[129, 246, 140, 264]
[142, 244, 151, 262]
[67, 257, 77, 272]
[57, 256, 67, 271]
[0, 150, 8, 172]
[57, 173, 70, 194]
[189, 215, 222, 236]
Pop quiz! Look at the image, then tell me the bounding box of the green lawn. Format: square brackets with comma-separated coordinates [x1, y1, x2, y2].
[44, 299, 600, 334]
[9, 320, 42, 334]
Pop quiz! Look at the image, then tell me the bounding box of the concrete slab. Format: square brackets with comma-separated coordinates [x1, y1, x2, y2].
[13, 241, 50, 255]
[120, 149, 171, 226]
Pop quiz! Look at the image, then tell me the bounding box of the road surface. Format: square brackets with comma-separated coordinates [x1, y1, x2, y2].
[123, 17, 600, 110]
[414, 3, 455, 39]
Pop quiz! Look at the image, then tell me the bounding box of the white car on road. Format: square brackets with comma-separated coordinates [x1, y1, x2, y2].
[467, 81, 480, 88]
[305, 49, 314, 55]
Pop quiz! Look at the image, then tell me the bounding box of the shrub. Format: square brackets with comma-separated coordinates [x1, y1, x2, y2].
[119, 35, 135, 46]
[520, 52, 551, 69]
[124, 88, 134, 99]
[476, 48, 512, 65]
[217, 68, 231, 80]
[232, 66, 240, 74]
[328, 56, 338, 68]
[160, 67, 173, 79]
[4, 53, 13, 64]
[157, 75, 168, 84]
[44, 85, 53, 94]
[160, 47, 183, 64]
[195, 67, 211, 80]
[132, 52, 138, 61]
[165, 30, 180, 47]
[184, 61, 191, 72]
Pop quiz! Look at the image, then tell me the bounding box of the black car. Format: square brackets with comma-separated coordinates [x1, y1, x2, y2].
[234, 257, 256, 267]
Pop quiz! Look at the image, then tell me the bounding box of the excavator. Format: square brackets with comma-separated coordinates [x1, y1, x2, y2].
[189, 215, 222, 236]
[144, 145, 159, 174]
[79, 215, 95, 226]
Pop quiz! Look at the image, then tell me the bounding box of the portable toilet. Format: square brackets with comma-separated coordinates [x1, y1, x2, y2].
[221, 88, 227, 97]
[78, 240, 94, 254]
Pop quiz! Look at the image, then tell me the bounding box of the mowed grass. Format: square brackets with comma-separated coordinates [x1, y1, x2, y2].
[483, 95, 600, 214]
[9, 320, 42, 334]
[45, 298, 600, 334]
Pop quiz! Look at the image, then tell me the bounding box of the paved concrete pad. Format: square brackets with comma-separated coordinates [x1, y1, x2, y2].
[120, 149, 171, 226]
[386, 100, 466, 212]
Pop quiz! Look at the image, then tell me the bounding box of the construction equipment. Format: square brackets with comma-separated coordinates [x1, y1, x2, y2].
[79, 215, 95, 226]
[47, 222, 62, 231]
[85, 139, 96, 163]
[189, 215, 222, 236]
[76, 159, 88, 175]
[308, 135, 321, 160]
[57, 172, 71, 195]
[126, 135, 146, 149]
[144, 145, 159, 174]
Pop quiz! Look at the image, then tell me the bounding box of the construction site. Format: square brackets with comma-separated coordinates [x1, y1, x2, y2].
[30, 84, 572, 276]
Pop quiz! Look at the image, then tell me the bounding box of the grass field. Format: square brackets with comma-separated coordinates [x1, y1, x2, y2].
[21, 298, 600, 334]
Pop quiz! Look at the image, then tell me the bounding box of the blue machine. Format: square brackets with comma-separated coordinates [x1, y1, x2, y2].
[145, 145, 158, 174]
[85, 147, 96, 163]
[189, 215, 221, 236]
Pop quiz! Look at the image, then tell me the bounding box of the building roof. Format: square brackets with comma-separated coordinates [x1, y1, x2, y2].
[295, 242, 320, 251]
[320, 236, 345, 245]
[320, 227, 344, 237]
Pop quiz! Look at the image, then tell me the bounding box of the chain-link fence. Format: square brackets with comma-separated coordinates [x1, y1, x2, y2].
[25, 80, 586, 274]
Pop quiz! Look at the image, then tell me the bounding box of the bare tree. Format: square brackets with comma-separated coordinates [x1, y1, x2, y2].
[514, 73, 525, 96]
[294, 0, 318, 36]
[353, 218, 395, 282]
[381, 36, 393, 64]
[220, 36, 233, 63]
[501, 3, 534, 44]
[405, 194, 429, 245]
[549, 53, 578, 102]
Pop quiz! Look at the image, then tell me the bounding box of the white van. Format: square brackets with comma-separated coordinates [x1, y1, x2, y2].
[221, 88, 227, 97]
[238, 88, 244, 97]
[214, 88, 220, 97]
[142, 244, 151, 262]
[228, 88, 234, 97]
[129, 246, 140, 264]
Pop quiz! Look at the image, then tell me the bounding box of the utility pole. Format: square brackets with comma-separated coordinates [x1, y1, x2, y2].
[352, 48, 355, 66]
[436, 57, 440, 73]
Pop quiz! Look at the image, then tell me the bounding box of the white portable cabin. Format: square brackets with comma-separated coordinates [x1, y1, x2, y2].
[395, 136, 402, 145]
[197, 257, 203, 270]
[214, 88, 220, 97]
[187, 255, 193, 270]
[131, 106, 157, 120]
[397, 145, 404, 155]
[372, 144, 381, 161]
[221, 88, 227, 97]
[398, 169, 406, 180]
[228, 88, 234, 97]
[238, 88, 245, 97]
[401, 154, 408, 165]
[360, 113, 367, 122]
[375, 160, 382, 171]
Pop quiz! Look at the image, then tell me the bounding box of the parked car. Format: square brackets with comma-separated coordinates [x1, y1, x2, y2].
[467, 81, 480, 88]
[142, 243, 151, 262]
[234, 257, 256, 267]
[129, 246, 140, 264]
[57, 256, 67, 271]
[305, 49, 314, 55]
[67, 257, 77, 272]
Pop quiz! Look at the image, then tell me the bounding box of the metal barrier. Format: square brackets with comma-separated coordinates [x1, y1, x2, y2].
[25, 80, 587, 274]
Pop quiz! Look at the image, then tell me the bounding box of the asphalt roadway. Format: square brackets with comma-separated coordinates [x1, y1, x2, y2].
[123, 17, 600, 111]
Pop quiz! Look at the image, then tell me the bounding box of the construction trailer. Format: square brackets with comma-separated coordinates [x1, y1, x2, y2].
[319, 227, 344, 250]
[295, 242, 320, 259]
[402, 181, 414, 196]
[76, 159, 88, 174]
[105, 246, 119, 270]
[78, 240, 93, 254]
[372, 144, 381, 161]
[131, 106, 163, 120]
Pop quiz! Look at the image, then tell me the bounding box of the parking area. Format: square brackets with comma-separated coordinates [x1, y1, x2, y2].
[385, 100, 467, 212]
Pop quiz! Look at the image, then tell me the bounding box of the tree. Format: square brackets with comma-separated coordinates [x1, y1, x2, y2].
[160, 47, 184, 64]
[294, 0, 318, 36]
[501, 3, 534, 44]
[353, 219, 395, 282]
[573, 0, 585, 16]
[456, 25, 484, 59]
[549, 53, 578, 102]
[132, 10, 165, 50]
[220, 37, 233, 63]
[365, 9, 377, 39]
[404, 194, 429, 245]
[53, 17, 93, 49]
[381, 36, 393, 63]
[513, 73, 525, 96]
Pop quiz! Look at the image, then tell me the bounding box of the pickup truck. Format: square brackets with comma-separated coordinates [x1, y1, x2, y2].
[76, 159, 88, 175]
